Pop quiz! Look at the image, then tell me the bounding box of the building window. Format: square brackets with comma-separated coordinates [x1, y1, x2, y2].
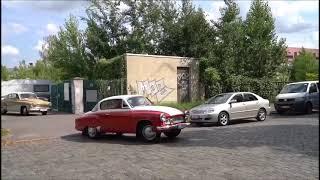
[294, 52, 297, 57]
[33, 84, 49, 92]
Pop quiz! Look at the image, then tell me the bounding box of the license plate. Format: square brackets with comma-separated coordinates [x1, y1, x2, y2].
[281, 106, 290, 109]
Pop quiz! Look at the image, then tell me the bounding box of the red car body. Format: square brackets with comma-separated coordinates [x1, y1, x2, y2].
[75, 95, 190, 141]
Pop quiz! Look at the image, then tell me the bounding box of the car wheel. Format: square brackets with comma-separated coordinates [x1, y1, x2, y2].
[87, 127, 99, 139]
[139, 123, 160, 142]
[41, 111, 47, 115]
[305, 102, 312, 114]
[218, 112, 229, 126]
[164, 129, 181, 139]
[21, 106, 29, 116]
[256, 108, 267, 121]
[1, 108, 7, 115]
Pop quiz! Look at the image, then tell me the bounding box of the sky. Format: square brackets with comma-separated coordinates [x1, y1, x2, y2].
[1, 0, 319, 68]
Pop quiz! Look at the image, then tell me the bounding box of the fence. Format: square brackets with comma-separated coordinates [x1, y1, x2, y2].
[83, 78, 127, 112]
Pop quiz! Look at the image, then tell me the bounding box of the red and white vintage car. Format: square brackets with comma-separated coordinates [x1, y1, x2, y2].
[75, 95, 190, 142]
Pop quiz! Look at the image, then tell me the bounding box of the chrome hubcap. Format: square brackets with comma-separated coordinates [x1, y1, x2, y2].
[259, 111, 266, 120]
[220, 114, 228, 125]
[88, 127, 97, 137]
[142, 125, 156, 140]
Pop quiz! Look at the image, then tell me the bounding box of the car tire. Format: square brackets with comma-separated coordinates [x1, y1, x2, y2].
[164, 129, 181, 139]
[1, 108, 7, 115]
[256, 108, 267, 121]
[21, 106, 29, 116]
[41, 111, 47, 115]
[305, 102, 312, 114]
[87, 127, 99, 139]
[139, 123, 160, 143]
[218, 111, 229, 126]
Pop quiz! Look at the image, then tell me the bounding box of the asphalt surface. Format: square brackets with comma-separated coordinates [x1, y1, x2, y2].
[1, 112, 319, 180]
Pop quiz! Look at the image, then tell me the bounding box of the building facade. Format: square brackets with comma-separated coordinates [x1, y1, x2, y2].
[125, 53, 202, 103]
[1, 79, 52, 100]
[286, 47, 319, 64]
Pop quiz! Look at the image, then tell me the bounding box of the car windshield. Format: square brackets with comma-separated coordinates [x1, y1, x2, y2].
[206, 93, 233, 104]
[20, 93, 37, 99]
[127, 96, 152, 107]
[280, 83, 308, 94]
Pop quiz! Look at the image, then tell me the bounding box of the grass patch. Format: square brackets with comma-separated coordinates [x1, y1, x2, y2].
[158, 101, 204, 111]
[1, 129, 10, 137]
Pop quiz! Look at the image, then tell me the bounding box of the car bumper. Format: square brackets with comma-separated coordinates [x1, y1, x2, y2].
[29, 107, 50, 112]
[274, 101, 305, 112]
[189, 113, 219, 123]
[156, 123, 190, 131]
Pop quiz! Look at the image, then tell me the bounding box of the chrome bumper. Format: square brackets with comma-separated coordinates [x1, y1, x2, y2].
[156, 123, 190, 131]
[29, 107, 50, 112]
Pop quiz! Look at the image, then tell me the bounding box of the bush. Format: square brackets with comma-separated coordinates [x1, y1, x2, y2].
[159, 101, 204, 111]
[225, 75, 287, 102]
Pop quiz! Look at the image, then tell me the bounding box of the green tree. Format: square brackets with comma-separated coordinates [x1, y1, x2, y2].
[208, 0, 244, 90]
[244, 0, 286, 78]
[44, 15, 94, 79]
[1, 65, 10, 81]
[291, 48, 319, 81]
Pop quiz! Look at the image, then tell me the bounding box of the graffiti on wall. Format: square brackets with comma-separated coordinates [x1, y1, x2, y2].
[131, 78, 174, 103]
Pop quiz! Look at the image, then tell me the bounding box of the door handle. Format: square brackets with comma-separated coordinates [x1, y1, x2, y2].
[104, 113, 110, 116]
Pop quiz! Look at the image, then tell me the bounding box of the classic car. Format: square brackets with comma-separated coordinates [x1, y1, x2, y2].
[75, 95, 190, 142]
[1, 92, 51, 115]
[188, 92, 271, 126]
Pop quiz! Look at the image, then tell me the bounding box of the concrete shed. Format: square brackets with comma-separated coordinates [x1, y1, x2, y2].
[125, 53, 201, 103]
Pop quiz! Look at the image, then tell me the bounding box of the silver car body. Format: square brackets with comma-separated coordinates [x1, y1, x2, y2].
[189, 92, 271, 123]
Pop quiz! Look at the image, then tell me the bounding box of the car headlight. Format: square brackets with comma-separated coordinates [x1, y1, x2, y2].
[207, 109, 215, 113]
[160, 113, 171, 125]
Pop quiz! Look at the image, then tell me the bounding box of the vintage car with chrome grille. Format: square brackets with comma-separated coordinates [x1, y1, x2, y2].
[1, 92, 51, 115]
[188, 92, 271, 126]
[75, 95, 190, 142]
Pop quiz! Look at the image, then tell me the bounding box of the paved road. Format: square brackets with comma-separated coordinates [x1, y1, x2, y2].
[1, 112, 319, 180]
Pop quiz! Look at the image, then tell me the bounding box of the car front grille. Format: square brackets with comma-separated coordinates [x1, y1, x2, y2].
[191, 110, 206, 114]
[278, 98, 295, 102]
[171, 116, 185, 123]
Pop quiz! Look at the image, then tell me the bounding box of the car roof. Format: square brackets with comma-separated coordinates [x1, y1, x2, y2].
[287, 81, 318, 85]
[99, 95, 144, 102]
[5, 92, 35, 95]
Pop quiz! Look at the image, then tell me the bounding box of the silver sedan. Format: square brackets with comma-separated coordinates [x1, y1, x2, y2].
[188, 92, 271, 126]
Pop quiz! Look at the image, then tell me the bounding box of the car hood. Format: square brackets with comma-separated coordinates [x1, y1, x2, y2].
[19, 98, 50, 106]
[190, 103, 222, 111]
[132, 106, 183, 116]
[276, 93, 306, 99]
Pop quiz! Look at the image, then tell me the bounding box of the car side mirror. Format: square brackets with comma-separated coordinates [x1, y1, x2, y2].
[229, 99, 237, 104]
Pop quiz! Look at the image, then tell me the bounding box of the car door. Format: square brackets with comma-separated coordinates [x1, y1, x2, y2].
[243, 93, 259, 117]
[6, 93, 20, 112]
[97, 99, 117, 132]
[107, 100, 132, 132]
[98, 99, 132, 133]
[229, 93, 247, 120]
[308, 83, 319, 109]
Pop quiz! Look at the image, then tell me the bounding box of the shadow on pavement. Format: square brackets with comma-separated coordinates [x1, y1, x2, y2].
[61, 123, 319, 157]
[270, 111, 319, 119]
